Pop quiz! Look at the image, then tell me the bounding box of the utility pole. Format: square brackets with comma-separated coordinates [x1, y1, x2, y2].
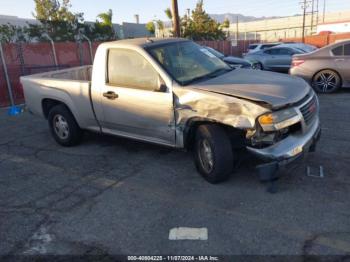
[300, 0, 310, 43]
[311, 0, 314, 34]
[236, 16, 239, 43]
[323, 0, 326, 23]
[172, 0, 180, 37]
[316, 0, 319, 26]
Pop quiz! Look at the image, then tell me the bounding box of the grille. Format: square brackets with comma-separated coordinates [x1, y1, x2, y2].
[300, 95, 318, 125]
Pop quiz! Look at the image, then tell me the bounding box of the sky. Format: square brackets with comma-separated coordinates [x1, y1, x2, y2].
[1, 0, 350, 24]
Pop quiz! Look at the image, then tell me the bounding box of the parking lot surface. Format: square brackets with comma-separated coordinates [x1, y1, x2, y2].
[1, 91, 350, 256]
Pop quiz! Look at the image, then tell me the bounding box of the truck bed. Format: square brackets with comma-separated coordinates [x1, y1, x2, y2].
[36, 66, 92, 82]
[20, 66, 98, 131]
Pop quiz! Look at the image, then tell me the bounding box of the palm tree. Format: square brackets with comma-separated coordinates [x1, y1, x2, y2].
[95, 9, 115, 40]
[97, 9, 113, 28]
[164, 8, 173, 20]
[157, 20, 165, 37]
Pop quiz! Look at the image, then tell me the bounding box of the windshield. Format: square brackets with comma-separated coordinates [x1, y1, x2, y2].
[147, 41, 231, 86]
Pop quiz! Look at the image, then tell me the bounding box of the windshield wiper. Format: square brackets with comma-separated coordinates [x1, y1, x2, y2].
[184, 67, 233, 85]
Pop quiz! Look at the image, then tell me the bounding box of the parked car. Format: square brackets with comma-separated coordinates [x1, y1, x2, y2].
[21, 38, 321, 184]
[246, 42, 282, 54]
[290, 40, 350, 93]
[277, 43, 318, 53]
[202, 46, 255, 69]
[244, 46, 305, 72]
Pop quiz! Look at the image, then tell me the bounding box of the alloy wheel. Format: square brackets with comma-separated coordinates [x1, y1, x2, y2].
[313, 70, 340, 93]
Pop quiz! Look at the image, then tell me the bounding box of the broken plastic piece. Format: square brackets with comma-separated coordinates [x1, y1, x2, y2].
[306, 165, 324, 178]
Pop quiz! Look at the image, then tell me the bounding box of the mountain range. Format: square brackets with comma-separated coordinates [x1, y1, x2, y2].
[209, 13, 282, 23]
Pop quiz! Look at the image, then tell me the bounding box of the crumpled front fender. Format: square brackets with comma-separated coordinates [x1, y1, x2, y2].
[173, 87, 270, 147]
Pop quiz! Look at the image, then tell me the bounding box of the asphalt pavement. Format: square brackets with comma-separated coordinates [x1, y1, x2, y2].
[0, 91, 350, 257]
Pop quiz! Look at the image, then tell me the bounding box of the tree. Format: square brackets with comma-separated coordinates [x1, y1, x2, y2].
[0, 24, 27, 42]
[182, 0, 225, 40]
[222, 18, 230, 38]
[31, 0, 84, 41]
[222, 18, 230, 29]
[164, 8, 173, 20]
[156, 20, 165, 37]
[97, 9, 113, 28]
[145, 21, 155, 34]
[33, 0, 77, 22]
[157, 20, 164, 31]
[93, 9, 115, 40]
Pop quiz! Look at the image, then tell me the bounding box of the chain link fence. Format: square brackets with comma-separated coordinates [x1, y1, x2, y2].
[0, 41, 100, 107]
[1, 31, 350, 107]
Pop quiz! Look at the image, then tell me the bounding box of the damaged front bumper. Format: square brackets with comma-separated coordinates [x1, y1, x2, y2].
[246, 117, 321, 180]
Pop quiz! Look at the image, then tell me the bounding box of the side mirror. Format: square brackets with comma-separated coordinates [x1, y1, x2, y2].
[154, 75, 168, 93]
[155, 83, 167, 92]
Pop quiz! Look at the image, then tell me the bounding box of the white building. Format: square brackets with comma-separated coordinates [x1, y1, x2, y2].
[317, 20, 350, 33]
[227, 10, 350, 41]
[0, 15, 39, 27]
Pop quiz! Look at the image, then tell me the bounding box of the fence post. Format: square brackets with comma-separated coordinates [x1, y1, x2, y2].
[16, 43, 25, 75]
[0, 42, 15, 107]
[81, 34, 93, 64]
[43, 34, 58, 68]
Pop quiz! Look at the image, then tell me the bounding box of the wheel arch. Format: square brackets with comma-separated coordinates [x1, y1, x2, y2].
[42, 99, 80, 128]
[183, 117, 246, 150]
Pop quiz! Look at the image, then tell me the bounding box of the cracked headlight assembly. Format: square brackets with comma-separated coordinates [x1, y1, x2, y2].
[258, 108, 300, 132]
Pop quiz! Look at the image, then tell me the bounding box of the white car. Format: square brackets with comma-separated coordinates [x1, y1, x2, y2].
[246, 43, 282, 54]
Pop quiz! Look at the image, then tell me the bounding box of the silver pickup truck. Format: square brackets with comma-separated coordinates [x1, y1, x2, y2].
[21, 38, 321, 184]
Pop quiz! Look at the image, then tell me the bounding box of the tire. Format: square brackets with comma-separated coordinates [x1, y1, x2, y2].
[252, 62, 263, 70]
[312, 69, 341, 93]
[193, 124, 235, 184]
[48, 104, 83, 147]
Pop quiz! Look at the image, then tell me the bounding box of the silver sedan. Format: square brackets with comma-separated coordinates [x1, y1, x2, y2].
[244, 46, 305, 73]
[290, 40, 350, 93]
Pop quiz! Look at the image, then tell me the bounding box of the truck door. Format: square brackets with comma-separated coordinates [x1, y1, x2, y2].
[99, 48, 175, 146]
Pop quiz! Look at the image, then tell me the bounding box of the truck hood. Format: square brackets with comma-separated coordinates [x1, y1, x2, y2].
[190, 69, 310, 109]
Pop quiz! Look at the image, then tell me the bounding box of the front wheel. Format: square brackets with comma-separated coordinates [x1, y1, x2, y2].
[193, 125, 235, 184]
[48, 104, 83, 147]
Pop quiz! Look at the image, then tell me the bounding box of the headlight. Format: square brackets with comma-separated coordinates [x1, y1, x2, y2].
[258, 108, 300, 131]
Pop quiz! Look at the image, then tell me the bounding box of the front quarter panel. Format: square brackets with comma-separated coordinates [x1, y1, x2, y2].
[173, 86, 270, 147]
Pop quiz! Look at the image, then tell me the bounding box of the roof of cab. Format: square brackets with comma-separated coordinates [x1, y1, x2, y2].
[100, 37, 188, 49]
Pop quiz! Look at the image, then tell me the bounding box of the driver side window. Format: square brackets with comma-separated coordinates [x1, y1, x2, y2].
[107, 49, 159, 91]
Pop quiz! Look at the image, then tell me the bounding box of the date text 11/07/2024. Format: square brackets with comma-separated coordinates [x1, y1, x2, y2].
[127, 256, 219, 261]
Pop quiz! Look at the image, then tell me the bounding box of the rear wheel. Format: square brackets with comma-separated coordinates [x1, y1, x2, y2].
[193, 125, 235, 184]
[48, 104, 83, 146]
[312, 70, 341, 93]
[252, 62, 263, 70]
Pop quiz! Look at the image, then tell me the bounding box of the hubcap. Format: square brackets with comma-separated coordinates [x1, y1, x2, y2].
[53, 115, 69, 139]
[315, 72, 337, 92]
[199, 139, 214, 173]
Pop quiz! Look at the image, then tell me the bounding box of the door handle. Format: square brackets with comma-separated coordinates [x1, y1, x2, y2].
[335, 59, 345, 62]
[103, 91, 118, 100]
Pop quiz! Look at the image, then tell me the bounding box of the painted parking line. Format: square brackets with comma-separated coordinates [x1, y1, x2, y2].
[169, 227, 208, 240]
